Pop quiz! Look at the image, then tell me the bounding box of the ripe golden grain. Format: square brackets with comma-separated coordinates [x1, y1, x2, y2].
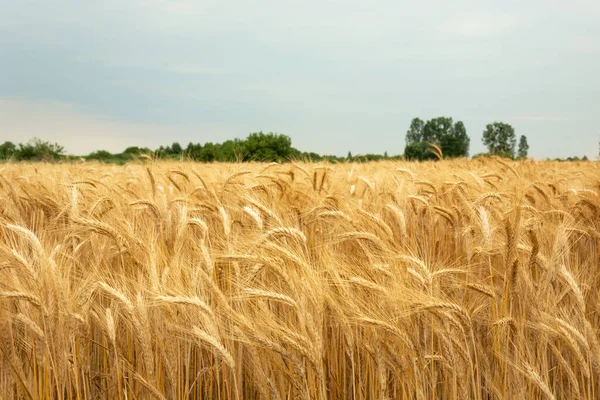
[0, 159, 598, 399]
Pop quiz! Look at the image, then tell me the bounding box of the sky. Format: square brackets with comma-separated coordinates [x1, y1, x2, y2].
[1, 0, 599, 159]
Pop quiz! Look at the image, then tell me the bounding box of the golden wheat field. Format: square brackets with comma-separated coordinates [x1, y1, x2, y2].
[0, 159, 599, 399]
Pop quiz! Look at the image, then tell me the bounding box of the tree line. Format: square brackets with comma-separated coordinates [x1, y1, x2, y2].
[0, 132, 402, 164]
[403, 117, 530, 161]
[0, 119, 590, 163]
[0, 138, 65, 162]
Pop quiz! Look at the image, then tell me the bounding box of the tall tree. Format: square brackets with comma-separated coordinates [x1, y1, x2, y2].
[404, 141, 436, 161]
[404, 116, 470, 160]
[0, 141, 17, 159]
[405, 118, 425, 145]
[243, 132, 293, 162]
[518, 135, 529, 159]
[440, 120, 470, 158]
[422, 117, 453, 144]
[482, 122, 517, 158]
[17, 138, 65, 161]
[171, 142, 182, 154]
[423, 117, 470, 158]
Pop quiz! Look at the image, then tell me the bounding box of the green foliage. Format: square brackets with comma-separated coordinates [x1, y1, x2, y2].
[242, 132, 293, 162]
[422, 117, 453, 144]
[482, 122, 517, 158]
[171, 142, 182, 155]
[353, 154, 389, 162]
[0, 138, 64, 161]
[86, 150, 113, 160]
[186, 142, 217, 162]
[156, 142, 183, 157]
[23, 138, 65, 160]
[185, 132, 293, 162]
[8, 118, 543, 164]
[404, 117, 470, 160]
[185, 138, 245, 162]
[404, 142, 437, 161]
[554, 155, 590, 162]
[297, 152, 324, 162]
[84, 150, 136, 164]
[0, 141, 17, 159]
[440, 121, 470, 158]
[405, 118, 425, 145]
[518, 135, 529, 159]
[123, 146, 152, 155]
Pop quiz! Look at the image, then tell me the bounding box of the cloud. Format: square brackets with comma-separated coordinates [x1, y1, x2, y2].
[0, 98, 244, 155]
[438, 11, 519, 37]
[168, 64, 227, 76]
[75, 55, 227, 76]
[572, 37, 600, 54]
[1, 0, 599, 160]
[512, 115, 573, 122]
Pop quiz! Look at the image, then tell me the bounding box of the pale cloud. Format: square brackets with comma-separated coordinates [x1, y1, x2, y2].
[0, 98, 245, 155]
[512, 115, 573, 122]
[75, 55, 227, 76]
[0, 98, 173, 154]
[168, 64, 227, 76]
[438, 12, 519, 37]
[1, 0, 599, 160]
[572, 37, 600, 55]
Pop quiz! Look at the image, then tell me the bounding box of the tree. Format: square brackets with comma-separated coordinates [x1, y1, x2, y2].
[404, 142, 436, 161]
[186, 142, 202, 159]
[18, 138, 65, 161]
[439, 120, 470, 158]
[123, 146, 151, 155]
[300, 152, 322, 162]
[347, 151, 352, 160]
[414, 117, 470, 158]
[87, 150, 113, 161]
[482, 122, 516, 158]
[517, 135, 529, 159]
[171, 142, 182, 154]
[422, 117, 453, 144]
[405, 118, 425, 145]
[243, 132, 292, 162]
[219, 139, 246, 162]
[0, 141, 17, 159]
[197, 142, 217, 162]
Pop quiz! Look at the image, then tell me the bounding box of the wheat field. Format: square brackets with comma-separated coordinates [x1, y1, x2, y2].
[0, 159, 598, 399]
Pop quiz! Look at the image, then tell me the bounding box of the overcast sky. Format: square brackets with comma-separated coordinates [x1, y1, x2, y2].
[1, 0, 599, 159]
